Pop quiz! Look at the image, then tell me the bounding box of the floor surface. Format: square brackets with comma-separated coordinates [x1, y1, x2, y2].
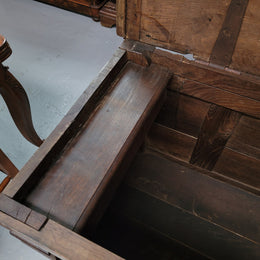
[0, 0, 122, 258]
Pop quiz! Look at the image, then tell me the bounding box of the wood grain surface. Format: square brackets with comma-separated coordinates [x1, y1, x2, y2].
[138, 0, 230, 60]
[147, 123, 197, 162]
[23, 62, 170, 230]
[125, 152, 260, 243]
[151, 49, 260, 101]
[230, 0, 260, 76]
[210, 0, 249, 66]
[4, 49, 128, 198]
[111, 184, 260, 259]
[0, 211, 123, 260]
[214, 148, 260, 189]
[190, 104, 241, 170]
[227, 116, 260, 159]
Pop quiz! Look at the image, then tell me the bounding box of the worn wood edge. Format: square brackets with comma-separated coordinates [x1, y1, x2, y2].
[73, 67, 172, 232]
[0, 193, 47, 231]
[122, 42, 260, 99]
[0, 211, 123, 260]
[3, 49, 128, 199]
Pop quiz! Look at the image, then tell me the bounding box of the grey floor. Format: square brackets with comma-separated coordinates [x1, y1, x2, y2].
[0, 0, 122, 258]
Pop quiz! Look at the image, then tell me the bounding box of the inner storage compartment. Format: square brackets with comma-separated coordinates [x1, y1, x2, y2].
[88, 150, 260, 260]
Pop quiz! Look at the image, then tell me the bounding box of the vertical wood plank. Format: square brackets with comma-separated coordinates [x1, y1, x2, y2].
[210, 0, 249, 66]
[116, 0, 126, 36]
[126, 0, 142, 40]
[190, 105, 241, 170]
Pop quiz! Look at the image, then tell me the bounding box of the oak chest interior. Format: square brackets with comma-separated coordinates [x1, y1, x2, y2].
[0, 0, 259, 259]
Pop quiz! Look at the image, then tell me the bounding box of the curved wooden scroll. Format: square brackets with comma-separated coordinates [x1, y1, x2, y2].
[0, 35, 42, 147]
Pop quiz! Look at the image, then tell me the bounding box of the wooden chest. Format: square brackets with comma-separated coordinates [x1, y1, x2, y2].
[35, 0, 108, 20]
[1, 0, 259, 259]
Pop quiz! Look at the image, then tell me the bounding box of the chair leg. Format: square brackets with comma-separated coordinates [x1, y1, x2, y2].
[0, 149, 18, 192]
[0, 65, 43, 146]
[0, 149, 18, 177]
[0, 35, 43, 147]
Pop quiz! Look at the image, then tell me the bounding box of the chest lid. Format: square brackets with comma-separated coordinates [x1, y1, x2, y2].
[117, 0, 260, 77]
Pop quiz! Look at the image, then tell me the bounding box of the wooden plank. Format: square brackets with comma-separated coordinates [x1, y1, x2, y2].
[210, 0, 249, 66]
[151, 49, 260, 101]
[125, 152, 260, 243]
[139, 0, 231, 61]
[23, 62, 171, 230]
[146, 123, 197, 162]
[190, 105, 241, 170]
[230, 0, 260, 76]
[111, 185, 260, 259]
[156, 91, 210, 137]
[4, 49, 128, 199]
[126, 0, 142, 40]
[116, 0, 126, 36]
[214, 148, 260, 189]
[171, 78, 260, 118]
[227, 116, 260, 159]
[0, 212, 123, 260]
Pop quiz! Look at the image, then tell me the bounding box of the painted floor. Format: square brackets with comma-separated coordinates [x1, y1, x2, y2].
[0, 0, 122, 259]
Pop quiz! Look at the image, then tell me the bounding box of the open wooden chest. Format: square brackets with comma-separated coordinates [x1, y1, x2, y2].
[1, 0, 259, 259]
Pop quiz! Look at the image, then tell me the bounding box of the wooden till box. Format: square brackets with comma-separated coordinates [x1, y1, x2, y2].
[1, 0, 260, 259]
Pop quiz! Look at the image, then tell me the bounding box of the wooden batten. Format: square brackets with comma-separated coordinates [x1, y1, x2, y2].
[117, 0, 260, 77]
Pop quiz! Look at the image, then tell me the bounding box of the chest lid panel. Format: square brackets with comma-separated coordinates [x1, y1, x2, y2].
[117, 0, 260, 76]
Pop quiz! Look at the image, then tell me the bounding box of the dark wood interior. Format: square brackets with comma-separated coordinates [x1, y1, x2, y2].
[0, 0, 259, 259]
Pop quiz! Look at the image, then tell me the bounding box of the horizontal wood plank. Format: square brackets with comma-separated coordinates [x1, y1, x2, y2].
[125, 152, 260, 243]
[227, 116, 260, 159]
[171, 78, 260, 118]
[214, 148, 260, 189]
[146, 123, 197, 162]
[111, 184, 260, 259]
[151, 49, 260, 101]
